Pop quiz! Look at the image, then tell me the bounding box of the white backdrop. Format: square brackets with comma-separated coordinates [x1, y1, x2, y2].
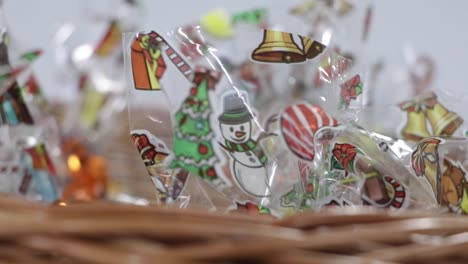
[4, 0, 468, 108]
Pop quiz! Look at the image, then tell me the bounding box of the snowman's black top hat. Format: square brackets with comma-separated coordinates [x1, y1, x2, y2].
[218, 93, 254, 124]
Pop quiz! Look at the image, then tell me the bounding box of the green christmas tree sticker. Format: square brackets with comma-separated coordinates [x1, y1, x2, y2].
[169, 69, 225, 183]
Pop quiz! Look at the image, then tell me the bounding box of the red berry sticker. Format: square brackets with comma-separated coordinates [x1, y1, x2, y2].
[199, 144, 208, 155]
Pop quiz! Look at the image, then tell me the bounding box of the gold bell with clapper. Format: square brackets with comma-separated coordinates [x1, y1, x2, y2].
[425, 93, 463, 136]
[251, 30, 326, 64]
[252, 30, 305, 63]
[399, 102, 431, 142]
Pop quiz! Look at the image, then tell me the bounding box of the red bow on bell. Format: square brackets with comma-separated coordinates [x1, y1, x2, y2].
[399, 92, 438, 112]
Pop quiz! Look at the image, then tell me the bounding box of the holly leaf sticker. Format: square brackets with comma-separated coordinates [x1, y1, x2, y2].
[331, 155, 344, 170]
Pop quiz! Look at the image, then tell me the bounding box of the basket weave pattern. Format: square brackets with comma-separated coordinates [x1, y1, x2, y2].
[1, 195, 468, 264]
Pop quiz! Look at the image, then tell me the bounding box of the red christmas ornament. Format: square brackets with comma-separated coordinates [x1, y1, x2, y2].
[280, 103, 338, 161]
[199, 144, 208, 155]
[207, 167, 216, 177]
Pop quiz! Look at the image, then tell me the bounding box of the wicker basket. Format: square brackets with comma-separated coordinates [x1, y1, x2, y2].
[0, 195, 467, 264]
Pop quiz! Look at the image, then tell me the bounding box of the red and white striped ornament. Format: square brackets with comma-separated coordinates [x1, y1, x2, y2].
[280, 103, 338, 161]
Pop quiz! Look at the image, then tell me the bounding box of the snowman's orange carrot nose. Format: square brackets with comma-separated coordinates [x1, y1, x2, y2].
[235, 131, 246, 138]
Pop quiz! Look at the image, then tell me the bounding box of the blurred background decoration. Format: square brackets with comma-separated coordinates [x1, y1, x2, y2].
[4, 0, 467, 107]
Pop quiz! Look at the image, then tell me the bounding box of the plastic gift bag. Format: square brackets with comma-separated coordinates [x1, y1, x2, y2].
[47, 0, 141, 141]
[33, 2, 144, 202]
[0, 15, 62, 202]
[124, 23, 365, 217]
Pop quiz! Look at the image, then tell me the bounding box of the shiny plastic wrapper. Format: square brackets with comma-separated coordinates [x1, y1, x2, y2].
[310, 125, 438, 211]
[124, 22, 364, 216]
[0, 9, 62, 202]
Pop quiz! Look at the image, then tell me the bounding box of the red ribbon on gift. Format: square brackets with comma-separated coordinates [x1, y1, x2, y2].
[399, 92, 438, 112]
[140, 32, 166, 76]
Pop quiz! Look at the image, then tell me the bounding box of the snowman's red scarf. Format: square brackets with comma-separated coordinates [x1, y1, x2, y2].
[224, 139, 267, 166]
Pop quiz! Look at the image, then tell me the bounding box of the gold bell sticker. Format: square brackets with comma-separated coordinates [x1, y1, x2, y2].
[400, 92, 463, 141]
[251, 29, 326, 64]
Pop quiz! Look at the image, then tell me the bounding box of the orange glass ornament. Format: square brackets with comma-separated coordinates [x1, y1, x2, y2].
[62, 139, 109, 201]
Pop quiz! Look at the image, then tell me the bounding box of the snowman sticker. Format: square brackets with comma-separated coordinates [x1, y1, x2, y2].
[218, 92, 271, 197]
